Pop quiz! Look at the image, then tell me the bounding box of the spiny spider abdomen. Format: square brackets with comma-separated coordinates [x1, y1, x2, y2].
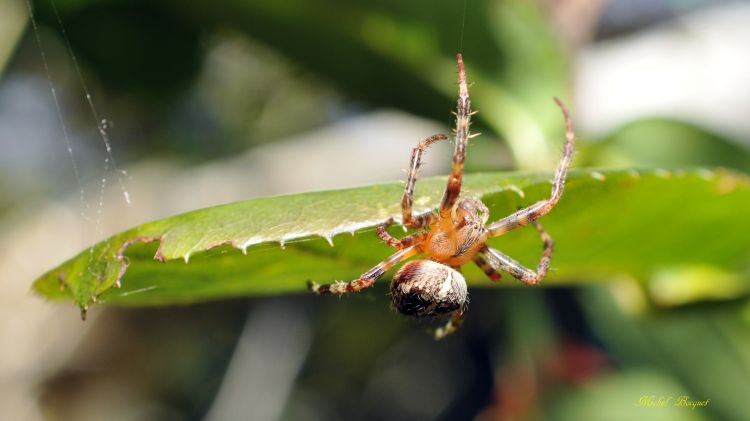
[390, 260, 468, 318]
[310, 53, 576, 339]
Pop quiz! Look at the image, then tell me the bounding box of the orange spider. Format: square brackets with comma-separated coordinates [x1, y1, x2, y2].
[311, 54, 575, 339]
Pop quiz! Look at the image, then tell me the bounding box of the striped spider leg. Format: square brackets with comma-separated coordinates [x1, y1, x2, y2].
[310, 54, 576, 339]
[473, 220, 554, 286]
[307, 132, 447, 295]
[477, 98, 575, 285]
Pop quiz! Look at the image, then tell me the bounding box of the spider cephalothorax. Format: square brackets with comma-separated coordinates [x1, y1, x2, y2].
[311, 54, 575, 339]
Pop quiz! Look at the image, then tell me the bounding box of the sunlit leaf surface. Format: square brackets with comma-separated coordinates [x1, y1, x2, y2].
[33, 168, 750, 313]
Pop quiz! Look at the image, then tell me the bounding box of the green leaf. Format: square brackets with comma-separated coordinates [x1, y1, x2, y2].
[33, 168, 750, 314]
[579, 286, 750, 420]
[585, 118, 750, 173]
[550, 369, 710, 421]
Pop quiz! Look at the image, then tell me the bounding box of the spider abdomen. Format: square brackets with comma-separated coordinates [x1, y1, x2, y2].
[390, 260, 468, 318]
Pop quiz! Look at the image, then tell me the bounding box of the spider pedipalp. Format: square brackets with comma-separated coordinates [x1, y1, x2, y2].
[311, 54, 576, 339]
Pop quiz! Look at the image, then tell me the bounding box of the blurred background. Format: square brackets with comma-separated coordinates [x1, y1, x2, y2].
[1, 0, 750, 420]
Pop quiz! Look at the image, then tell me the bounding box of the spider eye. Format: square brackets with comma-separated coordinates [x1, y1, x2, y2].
[390, 260, 468, 318]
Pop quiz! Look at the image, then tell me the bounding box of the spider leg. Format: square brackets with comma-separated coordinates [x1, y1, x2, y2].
[487, 98, 575, 237]
[434, 307, 465, 340]
[473, 251, 502, 282]
[484, 221, 555, 285]
[310, 245, 419, 294]
[439, 53, 474, 224]
[402, 134, 448, 228]
[377, 217, 428, 250]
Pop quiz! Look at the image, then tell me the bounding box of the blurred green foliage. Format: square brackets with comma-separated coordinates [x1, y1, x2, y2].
[32, 0, 570, 165]
[584, 118, 750, 172]
[13, 0, 750, 419]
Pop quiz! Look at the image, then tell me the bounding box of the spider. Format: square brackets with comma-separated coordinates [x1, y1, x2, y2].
[310, 54, 575, 339]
